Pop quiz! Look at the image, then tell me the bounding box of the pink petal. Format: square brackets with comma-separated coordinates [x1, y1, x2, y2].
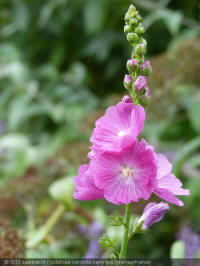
[73, 164, 104, 201]
[154, 187, 184, 206]
[90, 101, 145, 152]
[156, 153, 172, 179]
[90, 140, 157, 205]
[157, 174, 190, 196]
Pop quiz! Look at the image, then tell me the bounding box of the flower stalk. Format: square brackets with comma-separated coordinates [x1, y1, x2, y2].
[123, 4, 151, 107]
[119, 203, 132, 258]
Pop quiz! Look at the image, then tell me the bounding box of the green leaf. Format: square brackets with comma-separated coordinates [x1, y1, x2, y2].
[84, 0, 106, 35]
[173, 136, 200, 176]
[170, 240, 185, 259]
[186, 98, 200, 133]
[143, 9, 183, 35]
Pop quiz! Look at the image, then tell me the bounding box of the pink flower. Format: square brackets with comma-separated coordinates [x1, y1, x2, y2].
[135, 75, 148, 91]
[153, 153, 190, 206]
[138, 202, 169, 230]
[73, 164, 104, 200]
[90, 140, 157, 205]
[90, 101, 145, 153]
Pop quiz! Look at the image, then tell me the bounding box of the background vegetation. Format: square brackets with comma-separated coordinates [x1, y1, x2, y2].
[0, 0, 200, 258]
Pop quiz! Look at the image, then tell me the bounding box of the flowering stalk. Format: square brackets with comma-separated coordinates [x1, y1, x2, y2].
[119, 203, 132, 258]
[73, 3, 189, 260]
[124, 4, 151, 107]
[120, 4, 149, 258]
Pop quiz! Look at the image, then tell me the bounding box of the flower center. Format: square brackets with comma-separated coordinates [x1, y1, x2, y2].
[122, 166, 133, 179]
[118, 130, 126, 137]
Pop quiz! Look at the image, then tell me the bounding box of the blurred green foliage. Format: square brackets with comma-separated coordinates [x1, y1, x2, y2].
[0, 0, 200, 259]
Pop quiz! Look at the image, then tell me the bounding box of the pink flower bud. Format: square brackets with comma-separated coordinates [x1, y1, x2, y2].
[138, 202, 169, 230]
[127, 59, 139, 73]
[135, 75, 147, 91]
[141, 61, 152, 76]
[121, 95, 132, 103]
[124, 74, 133, 90]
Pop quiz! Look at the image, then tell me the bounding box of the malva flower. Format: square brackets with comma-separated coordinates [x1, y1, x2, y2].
[153, 153, 190, 206]
[138, 202, 169, 230]
[90, 101, 145, 153]
[90, 140, 157, 205]
[73, 164, 103, 200]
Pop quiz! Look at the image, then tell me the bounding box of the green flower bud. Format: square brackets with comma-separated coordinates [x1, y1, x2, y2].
[141, 38, 147, 46]
[125, 12, 130, 22]
[139, 94, 151, 107]
[141, 61, 152, 76]
[135, 43, 147, 55]
[127, 59, 139, 73]
[129, 4, 137, 14]
[124, 24, 132, 34]
[137, 15, 143, 22]
[124, 74, 133, 90]
[135, 24, 145, 35]
[130, 18, 138, 26]
[127, 32, 138, 43]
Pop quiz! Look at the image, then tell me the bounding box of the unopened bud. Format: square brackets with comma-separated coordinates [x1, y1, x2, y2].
[125, 12, 130, 22]
[135, 43, 146, 55]
[130, 18, 138, 26]
[124, 74, 133, 90]
[122, 95, 132, 103]
[127, 33, 138, 43]
[135, 24, 145, 35]
[141, 61, 152, 76]
[136, 15, 143, 22]
[124, 25, 132, 34]
[135, 75, 147, 91]
[141, 38, 147, 46]
[127, 59, 139, 73]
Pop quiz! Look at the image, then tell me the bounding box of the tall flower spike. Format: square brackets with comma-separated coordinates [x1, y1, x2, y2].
[123, 4, 151, 106]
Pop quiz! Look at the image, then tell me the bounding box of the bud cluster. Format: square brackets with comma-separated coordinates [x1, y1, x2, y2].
[123, 5, 152, 107]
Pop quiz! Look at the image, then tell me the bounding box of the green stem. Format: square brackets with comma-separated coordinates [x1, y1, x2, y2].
[44, 204, 65, 235]
[26, 204, 65, 248]
[119, 203, 132, 258]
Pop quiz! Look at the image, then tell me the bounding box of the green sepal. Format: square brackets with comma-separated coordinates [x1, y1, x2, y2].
[99, 234, 114, 248]
[128, 217, 149, 240]
[109, 214, 125, 227]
